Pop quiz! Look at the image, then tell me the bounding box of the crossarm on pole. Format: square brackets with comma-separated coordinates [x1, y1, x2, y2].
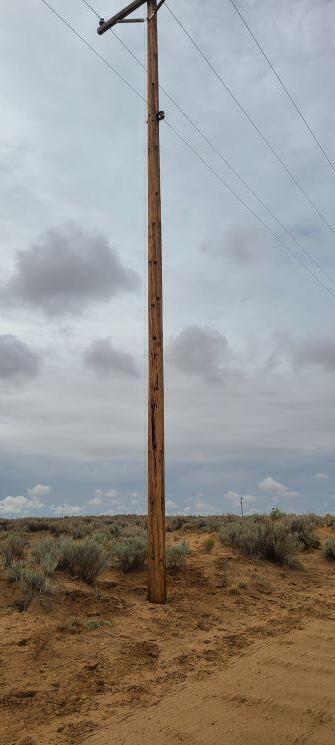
[97, 0, 147, 34]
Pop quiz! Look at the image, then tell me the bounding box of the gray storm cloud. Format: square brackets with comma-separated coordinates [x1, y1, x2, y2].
[168, 325, 229, 384]
[0, 0, 334, 514]
[268, 334, 335, 373]
[3, 224, 140, 316]
[201, 226, 263, 265]
[293, 337, 335, 371]
[0, 334, 42, 381]
[84, 338, 140, 378]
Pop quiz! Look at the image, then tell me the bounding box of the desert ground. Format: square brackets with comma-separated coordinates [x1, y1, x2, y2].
[0, 514, 334, 745]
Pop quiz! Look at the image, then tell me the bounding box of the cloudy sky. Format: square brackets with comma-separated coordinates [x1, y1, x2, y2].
[0, 0, 334, 518]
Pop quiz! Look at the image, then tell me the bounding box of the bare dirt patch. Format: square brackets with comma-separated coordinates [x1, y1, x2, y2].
[0, 521, 334, 744]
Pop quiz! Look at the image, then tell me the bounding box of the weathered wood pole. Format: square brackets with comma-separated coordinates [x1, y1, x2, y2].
[147, 0, 166, 603]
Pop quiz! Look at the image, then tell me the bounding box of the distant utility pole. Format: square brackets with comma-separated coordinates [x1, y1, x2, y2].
[97, 0, 167, 604]
[240, 497, 244, 517]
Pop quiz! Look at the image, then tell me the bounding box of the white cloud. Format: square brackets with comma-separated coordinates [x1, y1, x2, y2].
[27, 484, 51, 498]
[87, 488, 129, 514]
[94, 488, 118, 500]
[166, 499, 180, 514]
[0, 494, 43, 515]
[225, 490, 240, 503]
[87, 496, 103, 506]
[259, 476, 299, 499]
[224, 490, 258, 512]
[313, 472, 330, 480]
[51, 503, 82, 516]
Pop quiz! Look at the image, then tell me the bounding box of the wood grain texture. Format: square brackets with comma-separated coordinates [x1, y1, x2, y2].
[147, 0, 167, 604]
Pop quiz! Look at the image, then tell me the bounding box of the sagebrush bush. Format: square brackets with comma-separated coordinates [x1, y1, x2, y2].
[270, 507, 286, 520]
[121, 525, 147, 540]
[166, 516, 187, 532]
[114, 537, 147, 572]
[287, 516, 320, 550]
[57, 535, 107, 584]
[32, 538, 60, 575]
[6, 562, 25, 583]
[6, 563, 53, 595]
[21, 567, 53, 595]
[323, 537, 335, 561]
[109, 522, 122, 537]
[166, 541, 191, 571]
[220, 519, 299, 566]
[2, 532, 28, 567]
[325, 514, 335, 529]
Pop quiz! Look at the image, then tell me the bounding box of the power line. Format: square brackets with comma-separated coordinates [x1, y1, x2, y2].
[164, 121, 335, 301]
[164, 3, 335, 238]
[40, 0, 145, 103]
[227, 0, 335, 175]
[39, 0, 335, 301]
[81, 0, 101, 19]
[79, 0, 335, 288]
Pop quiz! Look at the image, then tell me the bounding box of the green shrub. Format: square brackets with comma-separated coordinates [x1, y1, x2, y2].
[203, 537, 215, 553]
[57, 536, 107, 584]
[21, 567, 53, 595]
[56, 535, 75, 569]
[270, 507, 286, 520]
[287, 516, 320, 550]
[31, 538, 60, 575]
[220, 519, 299, 566]
[166, 541, 191, 571]
[6, 563, 52, 595]
[108, 522, 122, 537]
[166, 516, 187, 532]
[323, 537, 335, 561]
[6, 562, 25, 583]
[121, 525, 147, 540]
[325, 514, 335, 529]
[114, 537, 147, 572]
[2, 532, 28, 567]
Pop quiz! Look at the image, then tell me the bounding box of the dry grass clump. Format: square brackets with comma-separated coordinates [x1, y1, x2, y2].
[253, 574, 272, 594]
[58, 616, 113, 633]
[203, 537, 215, 554]
[323, 537, 335, 561]
[166, 541, 191, 572]
[220, 519, 300, 566]
[2, 532, 28, 567]
[113, 537, 147, 572]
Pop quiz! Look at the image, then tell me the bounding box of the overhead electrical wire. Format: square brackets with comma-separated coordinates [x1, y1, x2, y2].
[164, 120, 335, 301]
[40, 0, 145, 102]
[164, 3, 335, 238]
[227, 0, 335, 175]
[79, 0, 335, 288]
[81, 0, 101, 19]
[39, 0, 335, 302]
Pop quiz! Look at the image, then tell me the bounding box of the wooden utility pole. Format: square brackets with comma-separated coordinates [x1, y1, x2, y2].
[147, 0, 166, 604]
[98, 0, 167, 604]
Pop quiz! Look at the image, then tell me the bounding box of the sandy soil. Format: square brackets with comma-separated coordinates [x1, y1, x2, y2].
[0, 528, 334, 744]
[86, 618, 335, 745]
